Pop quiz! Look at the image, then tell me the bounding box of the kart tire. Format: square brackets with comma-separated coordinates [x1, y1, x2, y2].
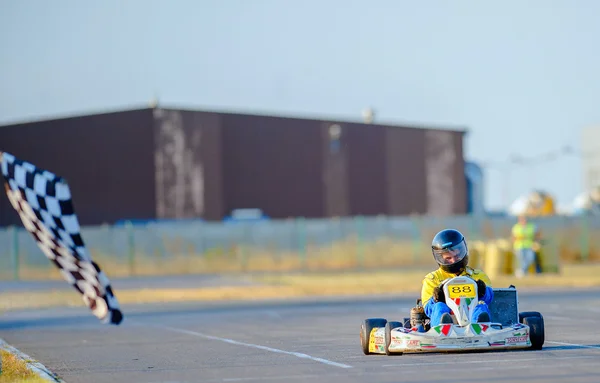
[360, 318, 387, 355]
[388, 321, 402, 330]
[384, 321, 403, 356]
[403, 317, 411, 328]
[519, 311, 542, 322]
[523, 316, 544, 350]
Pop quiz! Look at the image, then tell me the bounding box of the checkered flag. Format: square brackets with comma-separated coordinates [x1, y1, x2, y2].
[0, 151, 123, 325]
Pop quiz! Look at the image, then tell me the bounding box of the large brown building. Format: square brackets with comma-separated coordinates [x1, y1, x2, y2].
[0, 106, 468, 226]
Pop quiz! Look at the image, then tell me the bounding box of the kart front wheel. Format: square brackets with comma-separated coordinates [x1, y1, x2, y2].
[384, 321, 403, 356]
[523, 316, 545, 350]
[387, 321, 402, 331]
[519, 311, 542, 322]
[360, 318, 387, 355]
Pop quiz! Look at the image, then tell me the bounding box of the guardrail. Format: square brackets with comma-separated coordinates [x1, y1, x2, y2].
[0, 214, 598, 280]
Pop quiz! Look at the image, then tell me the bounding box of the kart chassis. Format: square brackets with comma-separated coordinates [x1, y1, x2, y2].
[360, 277, 545, 355]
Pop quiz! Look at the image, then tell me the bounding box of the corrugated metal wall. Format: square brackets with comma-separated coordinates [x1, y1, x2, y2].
[345, 122, 388, 216]
[0, 109, 156, 226]
[321, 122, 350, 217]
[220, 113, 324, 218]
[153, 109, 223, 221]
[385, 126, 428, 215]
[424, 129, 467, 215]
[217, 114, 466, 219]
[0, 107, 467, 226]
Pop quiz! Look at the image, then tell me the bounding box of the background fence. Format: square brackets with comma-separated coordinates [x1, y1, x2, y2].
[0, 214, 598, 281]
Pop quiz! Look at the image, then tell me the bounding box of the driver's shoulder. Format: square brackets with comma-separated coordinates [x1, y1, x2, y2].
[423, 270, 437, 281]
[465, 266, 485, 276]
[466, 267, 491, 280]
[424, 268, 446, 283]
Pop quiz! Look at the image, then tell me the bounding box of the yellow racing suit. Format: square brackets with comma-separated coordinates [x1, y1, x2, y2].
[421, 266, 493, 324]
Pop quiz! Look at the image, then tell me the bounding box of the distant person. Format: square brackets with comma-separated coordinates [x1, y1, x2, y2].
[511, 214, 542, 278]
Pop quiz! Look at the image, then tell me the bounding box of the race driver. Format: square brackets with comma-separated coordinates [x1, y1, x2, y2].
[421, 229, 494, 327]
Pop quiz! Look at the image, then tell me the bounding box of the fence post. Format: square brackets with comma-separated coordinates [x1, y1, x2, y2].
[296, 217, 307, 270]
[581, 215, 590, 262]
[11, 226, 19, 281]
[240, 223, 249, 272]
[410, 215, 421, 264]
[126, 221, 135, 276]
[355, 216, 365, 268]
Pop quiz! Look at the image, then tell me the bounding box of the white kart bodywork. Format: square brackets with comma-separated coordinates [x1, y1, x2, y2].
[361, 276, 544, 355]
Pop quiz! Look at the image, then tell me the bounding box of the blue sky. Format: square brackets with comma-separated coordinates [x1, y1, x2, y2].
[2, 0, 599, 212]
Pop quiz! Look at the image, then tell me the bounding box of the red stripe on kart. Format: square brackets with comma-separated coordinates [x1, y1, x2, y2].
[441, 324, 451, 336]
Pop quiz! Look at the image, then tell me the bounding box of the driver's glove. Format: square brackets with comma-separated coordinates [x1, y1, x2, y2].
[433, 286, 445, 303]
[476, 279, 487, 300]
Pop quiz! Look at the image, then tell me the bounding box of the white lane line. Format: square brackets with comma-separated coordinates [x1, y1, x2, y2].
[382, 355, 595, 368]
[546, 341, 600, 350]
[155, 324, 353, 369]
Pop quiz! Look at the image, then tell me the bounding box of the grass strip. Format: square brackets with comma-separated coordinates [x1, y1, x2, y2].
[0, 348, 60, 383]
[0, 264, 599, 311]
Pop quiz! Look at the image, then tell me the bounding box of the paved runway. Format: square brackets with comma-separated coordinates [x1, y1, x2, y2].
[1, 288, 600, 383]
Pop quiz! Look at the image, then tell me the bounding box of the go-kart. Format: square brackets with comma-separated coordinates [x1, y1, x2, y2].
[360, 275, 545, 355]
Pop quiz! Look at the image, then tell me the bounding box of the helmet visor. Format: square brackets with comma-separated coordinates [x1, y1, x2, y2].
[432, 241, 467, 266]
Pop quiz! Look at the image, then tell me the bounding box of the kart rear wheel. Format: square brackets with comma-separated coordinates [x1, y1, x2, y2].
[523, 316, 545, 350]
[360, 318, 387, 355]
[384, 321, 403, 356]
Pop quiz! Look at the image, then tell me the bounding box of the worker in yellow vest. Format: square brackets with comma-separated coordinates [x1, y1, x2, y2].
[511, 214, 541, 278]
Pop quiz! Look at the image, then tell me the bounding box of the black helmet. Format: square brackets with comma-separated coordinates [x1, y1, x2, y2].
[431, 229, 469, 274]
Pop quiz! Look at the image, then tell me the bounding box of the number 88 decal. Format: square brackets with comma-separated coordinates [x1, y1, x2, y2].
[451, 286, 472, 294]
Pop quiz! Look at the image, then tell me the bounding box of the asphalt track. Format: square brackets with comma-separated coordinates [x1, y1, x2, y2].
[1, 288, 600, 383]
